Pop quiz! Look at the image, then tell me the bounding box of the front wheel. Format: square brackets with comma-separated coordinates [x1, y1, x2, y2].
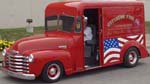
[41, 62, 64, 83]
[123, 47, 140, 68]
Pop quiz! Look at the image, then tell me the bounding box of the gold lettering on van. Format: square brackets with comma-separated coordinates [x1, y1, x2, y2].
[107, 15, 135, 28]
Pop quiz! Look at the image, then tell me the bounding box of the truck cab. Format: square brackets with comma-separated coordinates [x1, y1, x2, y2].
[2, 1, 149, 83]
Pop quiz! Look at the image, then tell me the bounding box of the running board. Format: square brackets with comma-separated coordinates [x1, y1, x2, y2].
[85, 66, 102, 70]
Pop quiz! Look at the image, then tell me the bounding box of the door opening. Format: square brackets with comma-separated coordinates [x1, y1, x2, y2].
[83, 9, 100, 68]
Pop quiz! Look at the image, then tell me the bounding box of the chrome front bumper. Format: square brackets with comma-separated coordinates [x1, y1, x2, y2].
[2, 68, 35, 80]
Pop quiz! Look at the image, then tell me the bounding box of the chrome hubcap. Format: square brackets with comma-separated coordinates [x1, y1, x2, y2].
[129, 51, 138, 65]
[49, 68, 57, 76]
[47, 64, 61, 80]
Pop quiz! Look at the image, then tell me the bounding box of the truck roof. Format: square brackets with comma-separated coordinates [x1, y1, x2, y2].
[45, 1, 144, 16]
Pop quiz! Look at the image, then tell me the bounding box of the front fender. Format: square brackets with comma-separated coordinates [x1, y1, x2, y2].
[120, 41, 149, 62]
[28, 50, 73, 77]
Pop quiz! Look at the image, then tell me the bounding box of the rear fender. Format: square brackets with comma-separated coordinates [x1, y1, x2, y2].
[120, 41, 149, 62]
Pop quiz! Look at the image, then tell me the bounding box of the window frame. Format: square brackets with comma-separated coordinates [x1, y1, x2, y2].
[45, 15, 75, 33]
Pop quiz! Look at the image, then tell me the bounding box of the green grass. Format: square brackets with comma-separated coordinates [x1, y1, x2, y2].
[0, 27, 44, 41]
[146, 21, 150, 34]
[146, 21, 150, 26]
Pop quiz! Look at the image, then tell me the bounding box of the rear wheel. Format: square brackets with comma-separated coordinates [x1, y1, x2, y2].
[41, 62, 63, 83]
[123, 47, 140, 68]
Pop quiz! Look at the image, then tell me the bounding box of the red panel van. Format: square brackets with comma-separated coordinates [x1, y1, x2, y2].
[2, 1, 149, 83]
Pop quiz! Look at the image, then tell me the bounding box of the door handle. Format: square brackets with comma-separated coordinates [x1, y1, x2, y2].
[58, 45, 67, 49]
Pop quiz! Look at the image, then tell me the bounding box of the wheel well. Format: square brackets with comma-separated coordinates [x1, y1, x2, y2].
[127, 46, 141, 58]
[122, 46, 140, 68]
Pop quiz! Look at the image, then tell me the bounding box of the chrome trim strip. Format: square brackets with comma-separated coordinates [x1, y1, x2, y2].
[85, 66, 102, 70]
[9, 58, 24, 62]
[8, 58, 28, 62]
[9, 62, 29, 66]
[9, 62, 23, 65]
[9, 68, 24, 72]
[9, 64, 29, 69]
[58, 45, 67, 49]
[2, 68, 35, 80]
[9, 55, 26, 59]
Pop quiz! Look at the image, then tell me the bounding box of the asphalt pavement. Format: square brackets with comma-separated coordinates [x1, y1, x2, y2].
[0, 58, 150, 84]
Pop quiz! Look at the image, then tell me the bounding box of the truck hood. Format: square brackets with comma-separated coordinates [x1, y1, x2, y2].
[10, 32, 73, 54]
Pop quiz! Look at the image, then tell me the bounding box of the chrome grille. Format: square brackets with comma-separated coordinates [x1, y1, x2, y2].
[5, 54, 29, 73]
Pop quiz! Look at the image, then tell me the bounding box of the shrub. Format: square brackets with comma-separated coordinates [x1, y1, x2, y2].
[0, 40, 14, 51]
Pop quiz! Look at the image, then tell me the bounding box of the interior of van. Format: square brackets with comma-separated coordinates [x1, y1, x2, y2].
[84, 9, 100, 68]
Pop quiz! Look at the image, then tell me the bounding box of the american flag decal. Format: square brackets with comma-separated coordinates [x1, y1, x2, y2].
[104, 34, 144, 64]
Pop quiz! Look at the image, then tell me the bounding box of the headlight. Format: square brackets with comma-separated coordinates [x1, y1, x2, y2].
[2, 49, 7, 56]
[28, 54, 34, 63]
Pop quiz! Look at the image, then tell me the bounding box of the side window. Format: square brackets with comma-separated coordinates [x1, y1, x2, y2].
[59, 16, 74, 32]
[46, 15, 74, 32]
[75, 17, 82, 33]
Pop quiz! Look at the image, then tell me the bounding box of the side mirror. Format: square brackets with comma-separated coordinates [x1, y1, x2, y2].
[84, 16, 88, 23]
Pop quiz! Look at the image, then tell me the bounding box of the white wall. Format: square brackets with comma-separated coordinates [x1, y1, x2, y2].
[143, 0, 150, 21]
[0, 0, 149, 29]
[0, 0, 62, 28]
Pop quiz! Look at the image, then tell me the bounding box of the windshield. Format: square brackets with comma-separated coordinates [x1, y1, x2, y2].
[46, 15, 74, 32]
